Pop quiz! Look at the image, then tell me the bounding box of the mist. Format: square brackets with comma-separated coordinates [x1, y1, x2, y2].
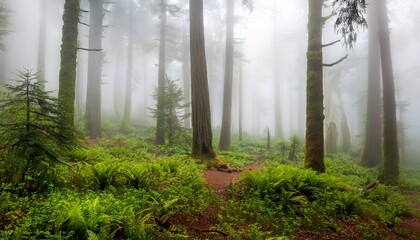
[1, 0, 420, 160]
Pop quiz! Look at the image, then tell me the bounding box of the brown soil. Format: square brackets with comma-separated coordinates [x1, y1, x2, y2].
[203, 162, 262, 188]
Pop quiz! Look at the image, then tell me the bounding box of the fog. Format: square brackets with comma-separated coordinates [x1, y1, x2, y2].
[1, 0, 420, 159]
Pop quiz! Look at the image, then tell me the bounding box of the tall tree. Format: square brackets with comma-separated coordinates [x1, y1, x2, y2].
[0, 1, 9, 84]
[111, 1, 126, 119]
[0, 0, 9, 53]
[182, 17, 191, 129]
[305, 0, 366, 172]
[360, 0, 382, 167]
[120, 0, 135, 132]
[189, 0, 216, 159]
[219, 0, 235, 151]
[58, 0, 80, 127]
[37, 0, 47, 88]
[155, 0, 168, 145]
[378, 0, 399, 184]
[272, 0, 283, 139]
[304, 0, 325, 173]
[86, 0, 104, 139]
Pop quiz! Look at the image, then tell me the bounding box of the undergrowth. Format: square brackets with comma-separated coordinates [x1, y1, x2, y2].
[1, 128, 419, 239]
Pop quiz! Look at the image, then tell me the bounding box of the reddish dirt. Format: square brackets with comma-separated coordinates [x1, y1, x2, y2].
[202, 162, 262, 188]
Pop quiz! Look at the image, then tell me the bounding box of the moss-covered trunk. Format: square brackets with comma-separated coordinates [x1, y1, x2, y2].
[360, 0, 382, 168]
[189, 0, 216, 159]
[219, 0, 235, 151]
[58, 0, 80, 127]
[155, 0, 167, 145]
[378, 0, 399, 184]
[304, 0, 325, 173]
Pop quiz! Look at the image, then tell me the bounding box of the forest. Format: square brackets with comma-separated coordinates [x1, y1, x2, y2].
[0, 0, 420, 239]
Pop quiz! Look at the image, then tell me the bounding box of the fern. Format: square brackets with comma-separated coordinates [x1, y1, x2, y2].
[91, 162, 119, 190]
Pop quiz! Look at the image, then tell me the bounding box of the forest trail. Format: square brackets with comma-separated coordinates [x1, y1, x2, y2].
[203, 162, 262, 188]
[202, 162, 262, 196]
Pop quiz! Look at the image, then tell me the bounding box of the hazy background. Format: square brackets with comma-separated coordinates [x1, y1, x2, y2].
[2, 0, 419, 159]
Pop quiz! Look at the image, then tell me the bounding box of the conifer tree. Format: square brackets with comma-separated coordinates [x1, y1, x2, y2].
[0, 70, 77, 185]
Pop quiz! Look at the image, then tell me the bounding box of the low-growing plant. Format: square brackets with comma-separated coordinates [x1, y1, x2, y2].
[91, 161, 120, 190]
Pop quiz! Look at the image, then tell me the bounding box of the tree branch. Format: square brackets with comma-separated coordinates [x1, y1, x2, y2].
[323, 54, 348, 67]
[77, 47, 102, 52]
[322, 11, 336, 23]
[322, 39, 340, 48]
[80, 8, 89, 13]
[79, 21, 89, 27]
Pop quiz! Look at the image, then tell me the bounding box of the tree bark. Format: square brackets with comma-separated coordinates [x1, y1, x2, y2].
[112, 2, 125, 119]
[238, 62, 243, 141]
[326, 122, 337, 154]
[378, 0, 399, 184]
[189, 0, 216, 159]
[120, 0, 134, 133]
[219, 0, 235, 151]
[58, 0, 80, 127]
[182, 18, 191, 129]
[86, 0, 104, 139]
[360, 0, 382, 167]
[304, 0, 325, 173]
[155, 0, 167, 145]
[37, 0, 47, 88]
[272, 0, 283, 139]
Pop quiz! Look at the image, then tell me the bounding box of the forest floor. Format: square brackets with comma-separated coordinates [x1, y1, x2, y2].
[197, 162, 420, 240]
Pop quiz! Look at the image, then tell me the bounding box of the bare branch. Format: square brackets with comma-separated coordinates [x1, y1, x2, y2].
[322, 11, 336, 23]
[79, 21, 89, 27]
[77, 47, 102, 52]
[80, 9, 89, 13]
[322, 39, 340, 48]
[323, 54, 348, 67]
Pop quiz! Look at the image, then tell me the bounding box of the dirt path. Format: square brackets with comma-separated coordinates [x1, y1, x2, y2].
[202, 162, 262, 196]
[203, 162, 262, 188]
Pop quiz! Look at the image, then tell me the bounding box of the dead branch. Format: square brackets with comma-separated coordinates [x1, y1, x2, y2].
[77, 48, 102, 52]
[322, 39, 340, 48]
[323, 54, 348, 67]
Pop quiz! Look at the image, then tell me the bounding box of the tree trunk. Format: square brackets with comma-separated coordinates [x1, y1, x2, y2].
[273, 0, 283, 139]
[378, 0, 399, 184]
[238, 62, 243, 141]
[341, 118, 352, 152]
[360, 0, 382, 167]
[219, 0, 235, 151]
[155, 0, 167, 145]
[304, 0, 325, 173]
[182, 19, 191, 129]
[86, 0, 104, 139]
[120, 0, 134, 133]
[58, 0, 80, 127]
[37, 0, 47, 88]
[326, 122, 337, 154]
[112, 3, 125, 119]
[189, 0, 216, 159]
